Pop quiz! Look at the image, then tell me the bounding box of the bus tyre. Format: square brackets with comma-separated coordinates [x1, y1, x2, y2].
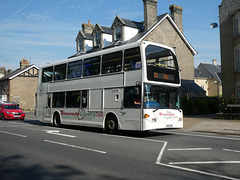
[53, 113, 61, 127]
[105, 116, 118, 134]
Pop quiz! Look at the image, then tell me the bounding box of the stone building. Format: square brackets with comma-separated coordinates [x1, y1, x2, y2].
[194, 59, 222, 97]
[72, 0, 203, 96]
[0, 59, 39, 110]
[219, 0, 240, 99]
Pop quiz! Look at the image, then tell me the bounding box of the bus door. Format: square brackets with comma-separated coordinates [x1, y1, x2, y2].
[43, 94, 51, 121]
[38, 93, 51, 122]
[121, 86, 142, 130]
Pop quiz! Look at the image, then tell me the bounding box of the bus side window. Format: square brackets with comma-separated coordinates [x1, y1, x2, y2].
[54, 64, 66, 81]
[52, 92, 65, 108]
[42, 67, 53, 83]
[68, 60, 82, 79]
[102, 51, 122, 74]
[124, 86, 141, 108]
[83, 57, 100, 76]
[124, 47, 141, 71]
[66, 91, 80, 108]
[81, 90, 88, 108]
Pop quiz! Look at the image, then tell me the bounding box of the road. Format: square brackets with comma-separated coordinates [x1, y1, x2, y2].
[0, 118, 240, 180]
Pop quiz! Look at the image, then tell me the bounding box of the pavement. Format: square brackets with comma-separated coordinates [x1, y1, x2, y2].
[25, 111, 240, 136]
[181, 114, 240, 136]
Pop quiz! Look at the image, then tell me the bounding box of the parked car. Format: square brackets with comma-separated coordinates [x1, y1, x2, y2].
[0, 103, 25, 120]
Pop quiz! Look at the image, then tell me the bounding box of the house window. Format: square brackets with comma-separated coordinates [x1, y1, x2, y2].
[234, 18, 239, 37]
[235, 49, 240, 72]
[77, 38, 84, 52]
[237, 83, 240, 99]
[94, 31, 101, 46]
[114, 25, 122, 40]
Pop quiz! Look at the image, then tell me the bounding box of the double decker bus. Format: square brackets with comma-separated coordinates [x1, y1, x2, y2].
[36, 41, 183, 133]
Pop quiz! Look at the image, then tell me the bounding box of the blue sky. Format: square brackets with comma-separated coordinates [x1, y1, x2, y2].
[0, 0, 222, 70]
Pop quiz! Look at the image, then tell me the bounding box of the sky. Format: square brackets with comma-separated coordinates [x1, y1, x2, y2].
[0, 0, 222, 70]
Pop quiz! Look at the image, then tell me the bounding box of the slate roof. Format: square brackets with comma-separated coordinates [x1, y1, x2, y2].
[71, 12, 197, 57]
[195, 63, 222, 83]
[180, 80, 206, 93]
[121, 18, 144, 30]
[101, 26, 112, 34]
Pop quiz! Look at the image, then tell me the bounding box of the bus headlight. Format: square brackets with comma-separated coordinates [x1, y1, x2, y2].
[179, 117, 183, 122]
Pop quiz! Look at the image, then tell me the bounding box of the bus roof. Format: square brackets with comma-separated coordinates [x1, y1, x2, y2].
[40, 41, 174, 69]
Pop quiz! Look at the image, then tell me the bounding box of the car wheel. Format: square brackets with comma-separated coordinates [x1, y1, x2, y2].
[1, 113, 5, 120]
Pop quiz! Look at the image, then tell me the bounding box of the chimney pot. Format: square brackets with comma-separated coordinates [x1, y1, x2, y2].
[212, 59, 217, 66]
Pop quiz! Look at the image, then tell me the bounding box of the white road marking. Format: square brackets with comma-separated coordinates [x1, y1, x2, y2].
[168, 148, 212, 151]
[156, 142, 168, 164]
[164, 131, 240, 141]
[44, 140, 107, 154]
[169, 161, 240, 165]
[103, 133, 167, 143]
[0, 130, 26, 137]
[157, 163, 238, 180]
[223, 149, 240, 153]
[45, 130, 76, 138]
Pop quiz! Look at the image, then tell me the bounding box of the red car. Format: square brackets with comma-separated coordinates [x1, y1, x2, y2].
[0, 103, 25, 120]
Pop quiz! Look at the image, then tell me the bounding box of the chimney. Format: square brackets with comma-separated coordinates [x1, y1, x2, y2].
[169, 4, 183, 32]
[20, 58, 30, 69]
[8, 67, 12, 74]
[0, 66, 6, 76]
[212, 59, 217, 66]
[82, 21, 94, 34]
[143, 0, 158, 31]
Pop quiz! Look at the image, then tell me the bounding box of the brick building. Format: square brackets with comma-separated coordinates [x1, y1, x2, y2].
[0, 59, 39, 110]
[72, 0, 204, 97]
[219, 0, 240, 99]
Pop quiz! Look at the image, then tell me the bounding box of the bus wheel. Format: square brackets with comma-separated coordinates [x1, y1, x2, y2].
[53, 112, 61, 127]
[105, 115, 118, 134]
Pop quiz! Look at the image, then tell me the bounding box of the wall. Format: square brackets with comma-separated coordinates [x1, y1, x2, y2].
[103, 33, 112, 48]
[194, 78, 207, 94]
[219, 0, 240, 99]
[10, 75, 38, 110]
[124, 26, 139, 41]
[85, 39, 93, 51]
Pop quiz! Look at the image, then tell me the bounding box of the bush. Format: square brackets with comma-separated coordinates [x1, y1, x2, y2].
[182, 96, 219, 115]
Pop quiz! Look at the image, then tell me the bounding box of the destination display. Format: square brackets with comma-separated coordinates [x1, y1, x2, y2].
[153, 72, 174, 81]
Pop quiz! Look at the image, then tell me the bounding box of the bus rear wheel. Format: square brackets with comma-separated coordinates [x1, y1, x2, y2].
[105, 116, 118, 134]
[53, 113, 61, 127]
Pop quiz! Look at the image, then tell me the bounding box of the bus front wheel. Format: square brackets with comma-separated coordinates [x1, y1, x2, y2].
[105, 115, 118, 134]
[53, 113, 61, 127]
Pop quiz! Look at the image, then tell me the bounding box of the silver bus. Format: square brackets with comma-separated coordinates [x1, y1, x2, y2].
[36, 41, 183, 133]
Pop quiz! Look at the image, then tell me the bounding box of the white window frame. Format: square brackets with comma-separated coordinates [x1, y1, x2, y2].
[114, 25, 122, 40]
[235, 48, 240, 72]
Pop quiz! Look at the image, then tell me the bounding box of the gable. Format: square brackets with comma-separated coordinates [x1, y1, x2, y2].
[111, 15, 125, 28]
[76, 30, 85, 40]
[139, 14, 197, 55]
[9, 65, 39, 80]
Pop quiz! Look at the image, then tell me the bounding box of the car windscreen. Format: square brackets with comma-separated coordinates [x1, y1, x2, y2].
[3, 105, 20, 109]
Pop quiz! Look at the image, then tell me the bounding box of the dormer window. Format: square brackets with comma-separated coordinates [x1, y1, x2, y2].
[94, 31, 101, 46]
[114, 25, 122, 40]
[77, 38, 84, 52]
